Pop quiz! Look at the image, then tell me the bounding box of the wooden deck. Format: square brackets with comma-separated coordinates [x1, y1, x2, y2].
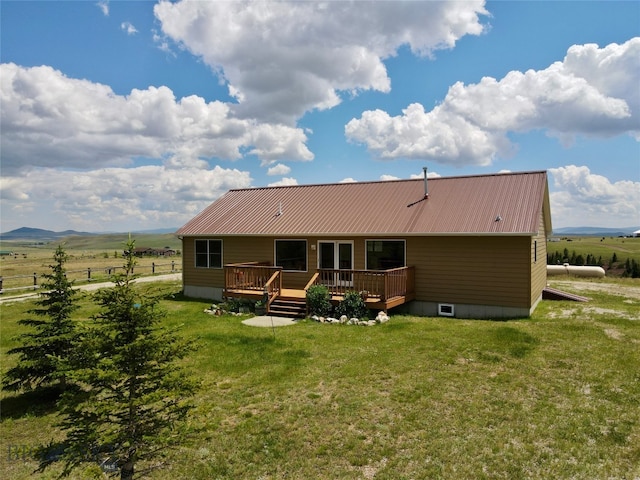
[224, 264, 415, 314]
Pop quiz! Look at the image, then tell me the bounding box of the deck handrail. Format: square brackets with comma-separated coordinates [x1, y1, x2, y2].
[263, 270, 282, 308]
[303, 272, 320, 292]
[224, 263, 282, 293]
[315, 266, 414, 301]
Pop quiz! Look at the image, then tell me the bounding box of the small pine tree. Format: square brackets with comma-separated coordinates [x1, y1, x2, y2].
[632, 259, 640, 278]
[611, 252, 618, 265]
[3, 245, 78, 392]
[52, 239, 198, 479]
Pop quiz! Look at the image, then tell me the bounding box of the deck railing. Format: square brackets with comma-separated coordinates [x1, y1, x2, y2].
[223, 262, 281, 294]
[263, 269, 282, 308]
[315, 266, 415, 301]
[224, 264, 415, 304]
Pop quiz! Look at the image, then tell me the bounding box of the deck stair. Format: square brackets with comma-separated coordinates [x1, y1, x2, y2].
[268, 298, 307, 318]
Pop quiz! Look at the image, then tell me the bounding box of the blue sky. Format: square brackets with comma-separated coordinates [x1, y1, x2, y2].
[1, 0, 638, 233]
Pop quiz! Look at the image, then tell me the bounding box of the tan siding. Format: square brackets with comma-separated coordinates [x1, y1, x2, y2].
[407, 236, 532, 308]
[181, 237, 224, 288]
[530, 211, 548, 305]
[184, 234, 538, 309]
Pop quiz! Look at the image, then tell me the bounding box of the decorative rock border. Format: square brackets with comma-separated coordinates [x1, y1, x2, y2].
[310, 311, 389, 326]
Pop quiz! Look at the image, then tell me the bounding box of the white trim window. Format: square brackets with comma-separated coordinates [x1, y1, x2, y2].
[275, 239, 307, 272]
[195, 239, 222, 268]
[366, 240, 405, 270]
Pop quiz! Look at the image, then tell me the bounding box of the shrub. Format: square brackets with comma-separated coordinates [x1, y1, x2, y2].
[306, 285, 332, 317]
[335, 290, 367, 319]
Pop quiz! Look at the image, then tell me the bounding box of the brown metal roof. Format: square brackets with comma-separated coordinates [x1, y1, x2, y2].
[176, 170, 551, 236]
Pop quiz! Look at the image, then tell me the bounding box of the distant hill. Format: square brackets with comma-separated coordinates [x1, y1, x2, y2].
[0, 227, 95, 241]
[553, 226, 639, 237]
[1, 227, 179, 241]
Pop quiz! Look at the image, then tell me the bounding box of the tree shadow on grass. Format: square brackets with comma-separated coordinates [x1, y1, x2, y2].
[0, 385, 62, 420]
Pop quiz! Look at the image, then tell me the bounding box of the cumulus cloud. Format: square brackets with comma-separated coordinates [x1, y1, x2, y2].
[154, 0, 488, 124]
[380, 174, 400, 181]
[0, 165, 251, 232]
[267, 164, 291, 176]
[0, 63, 313, 174]
[339, 178, 357, 183]
[121, 22, 138, 35]
[346, 38, 640, 166]
[410, 170, 441, 179]
[268, 177, 298, 187]
[549, 165, 640, 228]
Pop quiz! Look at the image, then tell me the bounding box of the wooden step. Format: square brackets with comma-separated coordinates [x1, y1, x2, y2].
[268, 299, 307, 318]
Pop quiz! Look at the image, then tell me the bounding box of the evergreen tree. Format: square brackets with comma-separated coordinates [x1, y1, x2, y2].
[3, 245, 78, 392]
[633, 260, 640, 278]
[52, 239, 198, 479]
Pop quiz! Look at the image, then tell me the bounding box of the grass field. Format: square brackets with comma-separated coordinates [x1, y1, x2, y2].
[0, 234, 182, 292]
[547, 236, 640, 269]
[1, 277, 639, 479]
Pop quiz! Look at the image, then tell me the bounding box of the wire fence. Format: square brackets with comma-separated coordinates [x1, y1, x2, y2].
[0, 261, 181, 294]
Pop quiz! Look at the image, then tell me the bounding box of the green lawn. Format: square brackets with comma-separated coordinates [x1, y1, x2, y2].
[1, 279, 639, 479]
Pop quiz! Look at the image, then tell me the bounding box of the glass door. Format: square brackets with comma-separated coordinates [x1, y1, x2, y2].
[318, 241, 353, 286]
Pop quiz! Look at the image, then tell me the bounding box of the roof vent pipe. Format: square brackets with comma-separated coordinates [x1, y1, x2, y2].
[423, 167, 429, 198]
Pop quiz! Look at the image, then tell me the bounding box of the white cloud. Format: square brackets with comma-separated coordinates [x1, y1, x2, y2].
[97, 1, 109, 16]
[267, 164, 291, 176]
[0, 63, 313, 174]
[549, 165, 640, 228]
[121, 22, 138, 35]
[0, 165, 251, 232]
[380, 174, 400, 181]
[339, 178, 357, 183]
[268, 177, 298, 187]
[346, 38, 640, 166]
[154, 0, 488, 124]
[410, 170, 441, 179]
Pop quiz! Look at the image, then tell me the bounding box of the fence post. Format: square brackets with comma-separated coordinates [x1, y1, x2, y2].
[152, 262, 155, 274]
[88, 267, 91, 281]
[33, 272, 38, 289]
[171, 261, 175, 271]
[0, 276, 3, 293]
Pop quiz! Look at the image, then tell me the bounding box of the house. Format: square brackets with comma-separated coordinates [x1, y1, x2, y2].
[176, 170, 552, 319]
[131, 247, 176, 257]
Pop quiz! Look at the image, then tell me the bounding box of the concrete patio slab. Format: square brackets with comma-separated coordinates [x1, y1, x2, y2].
[242, 316, 298, 327]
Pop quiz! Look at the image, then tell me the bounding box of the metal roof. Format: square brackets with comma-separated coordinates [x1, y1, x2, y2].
[176, 170, 551, 237]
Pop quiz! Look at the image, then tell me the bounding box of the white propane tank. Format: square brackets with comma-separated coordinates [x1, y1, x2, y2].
[547, 263, 605, 278]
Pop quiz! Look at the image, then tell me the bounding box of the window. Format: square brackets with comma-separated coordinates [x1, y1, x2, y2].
[366, 240, 405, 270]
[195, 239, 222, 268]
[275, 240, 307, 271]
